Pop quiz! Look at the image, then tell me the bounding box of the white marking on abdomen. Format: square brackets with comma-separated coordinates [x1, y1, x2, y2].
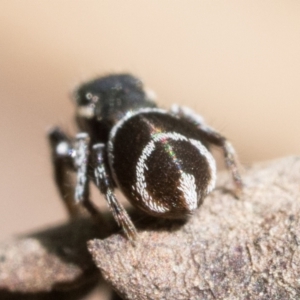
[178, 173, 198, 210]
[134, 131, 216, 213]
[189, 139, 216, 194]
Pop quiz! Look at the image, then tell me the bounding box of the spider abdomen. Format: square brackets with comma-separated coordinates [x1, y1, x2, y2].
[108, 109, 216, 218]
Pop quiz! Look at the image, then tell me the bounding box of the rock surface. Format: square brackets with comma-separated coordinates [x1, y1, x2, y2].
[0, 218, 100, 293]
[88, 157, 300, 300]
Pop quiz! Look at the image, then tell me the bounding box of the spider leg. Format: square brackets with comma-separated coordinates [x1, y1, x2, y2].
[73, 133, 99, 216]
[171, 105, 243, 194]
[48, 127, 79, 217]
[92, 143, 138, 241]
[48, 127, 98, 217]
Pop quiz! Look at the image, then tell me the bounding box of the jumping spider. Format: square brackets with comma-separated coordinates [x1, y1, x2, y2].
[48, 74, 243, 241]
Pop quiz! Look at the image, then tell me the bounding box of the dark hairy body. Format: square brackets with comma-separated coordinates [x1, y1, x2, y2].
[49, 74, 242, 240]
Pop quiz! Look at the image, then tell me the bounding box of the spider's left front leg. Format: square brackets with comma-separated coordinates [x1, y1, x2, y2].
[171, 105, 243, 195]
[91, 143, 138, 241]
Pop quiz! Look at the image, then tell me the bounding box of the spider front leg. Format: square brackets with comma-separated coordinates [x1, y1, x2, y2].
[92, 144, 138, 241]
[171, 105, 243, 195]
[48, 128, 98, 217]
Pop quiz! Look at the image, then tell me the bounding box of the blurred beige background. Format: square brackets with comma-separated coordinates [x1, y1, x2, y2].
[0, 0, 299, 268]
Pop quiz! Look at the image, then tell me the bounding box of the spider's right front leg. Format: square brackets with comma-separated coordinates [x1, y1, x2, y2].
[92, 144, 138, 241]
[48, 128, 98, 218]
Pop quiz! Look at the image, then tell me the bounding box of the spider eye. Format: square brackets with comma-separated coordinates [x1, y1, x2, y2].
[86, 93, 93, 101]
[86, 93, 99, 104]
